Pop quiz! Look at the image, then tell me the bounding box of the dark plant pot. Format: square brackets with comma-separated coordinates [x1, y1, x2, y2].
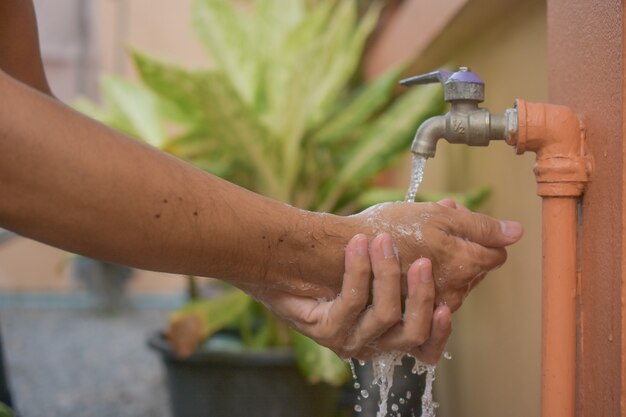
[148, 332, 340, 417]
[353, 356, 426, 417]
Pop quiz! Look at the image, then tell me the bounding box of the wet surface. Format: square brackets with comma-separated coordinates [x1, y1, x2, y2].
[1, 308, 170, 417]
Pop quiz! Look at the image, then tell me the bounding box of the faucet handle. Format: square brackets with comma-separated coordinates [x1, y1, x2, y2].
[400, 67, 485, 103]
[399, 70, 453, 87]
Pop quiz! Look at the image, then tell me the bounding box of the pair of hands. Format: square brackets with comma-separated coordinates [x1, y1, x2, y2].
[260, 232, 451, 364]
[252, 199, 523, 364]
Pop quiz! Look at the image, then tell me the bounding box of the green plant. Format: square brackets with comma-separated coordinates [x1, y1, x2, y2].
[77, 0, 448, 386]
[0, 402, 13, 417]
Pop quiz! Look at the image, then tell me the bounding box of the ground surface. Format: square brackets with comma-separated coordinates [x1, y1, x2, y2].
[1, 308, 171, 417]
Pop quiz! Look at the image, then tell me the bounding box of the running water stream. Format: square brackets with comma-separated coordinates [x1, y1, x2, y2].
[405, 154, 427, 203]
[354, 153, 441, 417]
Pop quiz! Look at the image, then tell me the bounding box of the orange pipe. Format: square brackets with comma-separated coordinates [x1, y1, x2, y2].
[508, 100, 592, 417]
[541, 197, 577, 416]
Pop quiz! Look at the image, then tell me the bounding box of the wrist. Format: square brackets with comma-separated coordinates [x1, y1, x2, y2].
[266, 209, 362, 299]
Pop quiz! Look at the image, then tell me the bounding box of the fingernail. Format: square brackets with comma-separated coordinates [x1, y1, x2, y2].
[382, 235, 396, 259]
[500, 220, 523, 240]
[355, 235, 368, 257]
[418, 260, 432, 283]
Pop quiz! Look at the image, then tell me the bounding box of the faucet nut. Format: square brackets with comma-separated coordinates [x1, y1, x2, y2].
[504, 107, 519, 144]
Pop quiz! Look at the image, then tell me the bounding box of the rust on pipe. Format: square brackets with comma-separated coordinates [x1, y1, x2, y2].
[507, 99, 592, 417]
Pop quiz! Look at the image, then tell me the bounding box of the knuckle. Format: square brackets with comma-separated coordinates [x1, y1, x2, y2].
[342, 289, 367, 309]
[477, 215, 497, 238]
[351, 259, 371, 277]
[406, 329, 429, 347]
[376, 306, 401, 328]
[315, 326, 342, 344]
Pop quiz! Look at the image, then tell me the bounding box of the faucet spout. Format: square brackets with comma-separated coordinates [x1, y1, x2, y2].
[410, 116, 445, 158]
[403, 67, 518, 158]
[409, 107, 517, 159]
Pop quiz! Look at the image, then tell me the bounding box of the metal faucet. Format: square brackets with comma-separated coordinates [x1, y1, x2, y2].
[400, 67, 517, 158]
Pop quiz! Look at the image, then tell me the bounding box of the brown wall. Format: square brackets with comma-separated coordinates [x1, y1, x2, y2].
[547, 0, 624, 415]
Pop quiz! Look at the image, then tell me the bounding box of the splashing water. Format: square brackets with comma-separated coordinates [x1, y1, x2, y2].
[405, 154, 427, 202]
[371, 352, 405, 417]
[412, 360, 439, 416]
[352, 353, 440, 417]
[351, 153, 443, 417]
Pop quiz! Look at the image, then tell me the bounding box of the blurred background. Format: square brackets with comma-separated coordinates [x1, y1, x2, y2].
[0, 0, 544, 416]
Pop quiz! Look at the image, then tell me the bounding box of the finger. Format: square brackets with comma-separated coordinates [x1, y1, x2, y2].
[253, 288, 319, 328]
[439, 205, 523, 247]
[328, 234, 371, 331]
[412, 305, 452, 364]
[437, 198, 471, 213]
[343, 233, 402, 353]
[375, 258, 435, 352]
[436, 199, 458, 209]
[456, 239, 508, 276]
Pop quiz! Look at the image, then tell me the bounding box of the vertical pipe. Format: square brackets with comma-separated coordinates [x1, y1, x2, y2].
[541, 197, 577, 417]
[509, 100, 591, 417]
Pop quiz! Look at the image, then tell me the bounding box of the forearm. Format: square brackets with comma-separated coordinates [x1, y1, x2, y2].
[0, 71, 354, 296]
[0, 0, 52, 95]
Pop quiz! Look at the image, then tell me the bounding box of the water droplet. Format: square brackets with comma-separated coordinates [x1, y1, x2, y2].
[391, 404, 399, 411]
[354, 405, 362, 413]
[406, 391, 412, 399]
[347, 359, 358, 380]
[354, 382, 360, 389]
[399, 398, 406, 404]
[443, 351, 452, 360]
[358, 360, 366, 366]
[360, 390, 369, 398]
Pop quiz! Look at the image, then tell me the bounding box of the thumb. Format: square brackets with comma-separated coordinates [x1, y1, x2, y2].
[446, 208, 523, 247]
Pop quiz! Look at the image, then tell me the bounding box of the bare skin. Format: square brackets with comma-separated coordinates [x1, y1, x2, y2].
[0, 1, 522, 357]
[251, 234, 452, 362]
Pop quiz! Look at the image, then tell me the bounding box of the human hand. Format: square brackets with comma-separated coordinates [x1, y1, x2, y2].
[350, 201, 523, 312]
[251, 233, 451, 362]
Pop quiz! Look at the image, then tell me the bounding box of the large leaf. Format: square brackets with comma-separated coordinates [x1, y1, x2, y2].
[167, 289, 251, 357]
[291, 331, 350, 386]
[73, 77, 166, 148]
[310, 2, 382, 124]
[192, 0, 257, 105]
[99, 76, 167, 147]
[133, 52, 283, 197]
[317, 84, 445, 212]
[312, 66, 404, 145]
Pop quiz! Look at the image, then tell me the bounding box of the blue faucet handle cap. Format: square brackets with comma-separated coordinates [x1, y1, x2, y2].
[448, 68, 484, 84]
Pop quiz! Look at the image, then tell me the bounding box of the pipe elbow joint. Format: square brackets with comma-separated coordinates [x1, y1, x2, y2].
[410, 116, 446, 158]
[509, 99, 593, 197]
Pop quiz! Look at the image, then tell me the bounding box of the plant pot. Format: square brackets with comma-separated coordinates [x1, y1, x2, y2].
[148, 332, 340, 417]
[353, 355, 426, 417]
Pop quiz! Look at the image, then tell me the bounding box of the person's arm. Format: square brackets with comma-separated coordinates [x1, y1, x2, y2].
[0, 0, 52, 95]
[0, 69, 357, 299]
